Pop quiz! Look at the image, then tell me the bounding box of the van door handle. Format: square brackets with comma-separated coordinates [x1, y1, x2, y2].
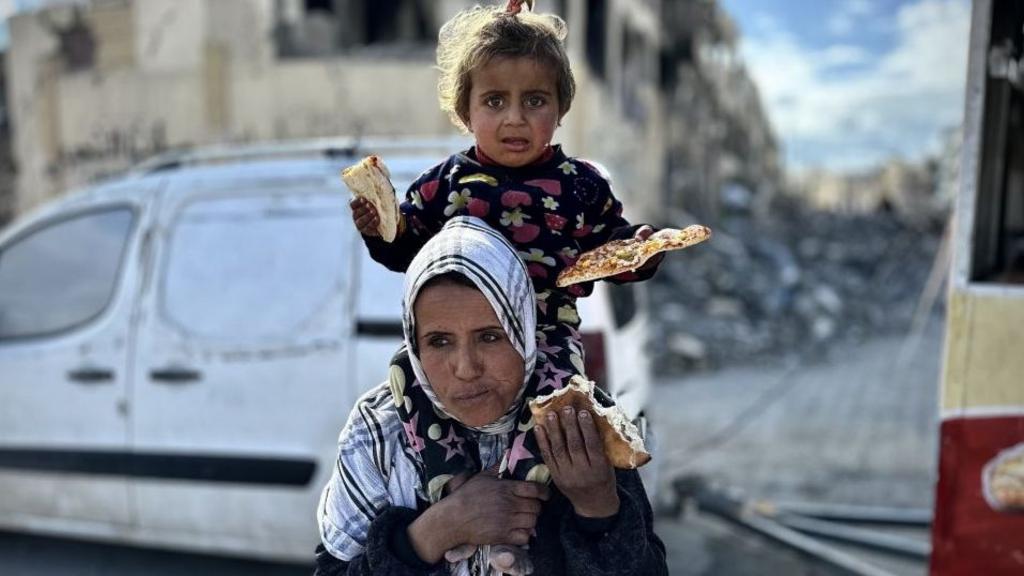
[67, 367, 115, 383]
[150, 367, 202, 383]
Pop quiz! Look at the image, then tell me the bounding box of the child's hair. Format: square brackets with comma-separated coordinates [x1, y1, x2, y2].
[436, 3, 576, 131]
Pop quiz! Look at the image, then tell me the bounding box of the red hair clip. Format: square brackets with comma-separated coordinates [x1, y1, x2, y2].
[505, 0, 534, 15]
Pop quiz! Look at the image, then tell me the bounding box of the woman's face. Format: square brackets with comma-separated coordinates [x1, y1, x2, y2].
[414, 281, 526, 428]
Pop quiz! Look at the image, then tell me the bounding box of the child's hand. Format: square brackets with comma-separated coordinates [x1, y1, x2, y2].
[535, 406, 619, 519]
[350, 197, 381, 237]
[634, 225, 664, 271]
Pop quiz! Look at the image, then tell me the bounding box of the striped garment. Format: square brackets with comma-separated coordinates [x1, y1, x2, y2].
[317, 382, 508, 570]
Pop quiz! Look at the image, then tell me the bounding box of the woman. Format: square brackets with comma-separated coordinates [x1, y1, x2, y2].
[315, 216, 667, 575]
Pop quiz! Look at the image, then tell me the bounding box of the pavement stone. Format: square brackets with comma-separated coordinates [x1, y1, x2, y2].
[650, 319, 942, 510]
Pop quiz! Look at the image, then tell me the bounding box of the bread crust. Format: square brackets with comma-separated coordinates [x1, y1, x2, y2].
[341, 155, 400, 242]
[529, 377, 651, 469]
[556, 224, 712, 287]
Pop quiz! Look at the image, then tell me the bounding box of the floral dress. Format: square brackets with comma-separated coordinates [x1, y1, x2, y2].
[362, 145, 656, 394]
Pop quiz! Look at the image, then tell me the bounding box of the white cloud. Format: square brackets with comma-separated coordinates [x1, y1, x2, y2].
[737, 0, 970, 172]
[0, 0, 17, 21]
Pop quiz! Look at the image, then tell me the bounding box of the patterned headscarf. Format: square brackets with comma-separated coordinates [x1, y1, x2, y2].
[391, 215, 551, 495]
[402, 215, 537, 437]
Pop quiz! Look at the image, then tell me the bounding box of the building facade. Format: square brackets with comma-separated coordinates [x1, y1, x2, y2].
[660, 0, 781, 223]
[5, 0, 775, 227]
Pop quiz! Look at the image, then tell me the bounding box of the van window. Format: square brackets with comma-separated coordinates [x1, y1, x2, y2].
[608, 283, 637, 328]
[161, 194, 349, 340]
[0, 207, 135, 339]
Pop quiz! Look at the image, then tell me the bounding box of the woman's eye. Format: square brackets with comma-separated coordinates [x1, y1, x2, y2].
[481, 331, 503, 344]
[428, 336, 450, 348]
[485, 96, 504, 109]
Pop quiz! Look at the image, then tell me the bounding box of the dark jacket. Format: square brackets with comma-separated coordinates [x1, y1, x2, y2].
[313, 468, 667, 576]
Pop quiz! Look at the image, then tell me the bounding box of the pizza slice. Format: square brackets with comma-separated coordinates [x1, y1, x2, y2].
[556, 224, 711, 287]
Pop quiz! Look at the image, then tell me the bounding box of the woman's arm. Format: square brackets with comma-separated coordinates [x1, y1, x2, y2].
[535, 406, 668, 575]
[317, 468, 551, 574]
[559, 468, 668, 576]
[406, 467, 551, 562]
[314, 506, 448, 576]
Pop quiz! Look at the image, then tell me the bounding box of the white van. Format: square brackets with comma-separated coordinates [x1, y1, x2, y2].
[0, 139, 654, 562]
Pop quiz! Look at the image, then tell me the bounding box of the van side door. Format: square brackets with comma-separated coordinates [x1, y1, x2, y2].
[0, 194, 151, 530]
[128, 176, 356, 560]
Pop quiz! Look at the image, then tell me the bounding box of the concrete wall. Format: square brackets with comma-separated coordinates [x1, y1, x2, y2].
[5, 0, 669, 222]
[5, 0, 454, 214]
[562, 0, 665, 224]
[7, 8, 61, 213]
[229, 58, 448, 143]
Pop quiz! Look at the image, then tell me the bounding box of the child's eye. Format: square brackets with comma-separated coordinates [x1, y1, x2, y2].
[526, 95, 547, 108]
[485, 96, 504, 109]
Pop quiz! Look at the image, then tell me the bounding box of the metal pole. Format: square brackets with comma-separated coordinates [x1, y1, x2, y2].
[765, 501, 932, 527]
[776, 514, 931, 559]
[684, 483, 901, 576]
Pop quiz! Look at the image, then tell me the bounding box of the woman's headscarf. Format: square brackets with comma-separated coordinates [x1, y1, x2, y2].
[402, 215, 536, 434]
[388, 216, 550, 501]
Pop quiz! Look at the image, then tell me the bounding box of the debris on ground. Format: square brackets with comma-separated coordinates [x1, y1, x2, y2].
[650, 198, 945, 374]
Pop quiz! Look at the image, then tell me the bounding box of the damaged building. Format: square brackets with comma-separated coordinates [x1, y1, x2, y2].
[5, 0, 453, 214]
[0, 61, 12, 227]
[794, 157, 950, 232]
[660, 0, 782, 224]
[4, 0, 778, 228]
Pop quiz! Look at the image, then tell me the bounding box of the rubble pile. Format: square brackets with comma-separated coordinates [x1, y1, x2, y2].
[650, 200, 945, 374]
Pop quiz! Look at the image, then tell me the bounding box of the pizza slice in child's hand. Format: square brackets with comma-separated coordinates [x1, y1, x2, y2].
[556, 224, 711, 287]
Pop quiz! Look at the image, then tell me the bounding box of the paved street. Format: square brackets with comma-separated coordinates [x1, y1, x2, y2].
[652, 320, 942, 508]
[0, 530, 310, 576]
[652, 318, 943, 575]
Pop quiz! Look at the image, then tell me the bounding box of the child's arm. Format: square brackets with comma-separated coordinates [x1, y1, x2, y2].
[354, 163, 450, 273]
[357, 200, 424, 273]
[576, 177, 664, 284]
[606, 224, 665, 282]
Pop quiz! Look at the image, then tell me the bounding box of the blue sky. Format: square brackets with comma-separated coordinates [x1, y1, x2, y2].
[720, 0, 971, 173]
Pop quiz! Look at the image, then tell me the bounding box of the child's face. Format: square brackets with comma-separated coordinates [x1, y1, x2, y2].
[466, 56, 561, 168]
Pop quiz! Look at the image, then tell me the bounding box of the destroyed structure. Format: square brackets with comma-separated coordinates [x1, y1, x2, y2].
[0, 0, 961, 372]
[3, 0, 779, 228]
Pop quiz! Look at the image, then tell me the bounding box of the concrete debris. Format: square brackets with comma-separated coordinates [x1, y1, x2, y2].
[651, 199, 945, 374]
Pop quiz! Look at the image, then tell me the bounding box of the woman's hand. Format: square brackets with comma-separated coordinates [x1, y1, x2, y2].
[634, 225, 664, 271]
[536, 406, 620, 518]
[407, 468, 549, 563]
[350, 197, 381, 237]
[448, 468, 550, 545]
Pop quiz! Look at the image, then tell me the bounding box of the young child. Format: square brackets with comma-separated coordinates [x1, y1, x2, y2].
[347, 0, 662, 573]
